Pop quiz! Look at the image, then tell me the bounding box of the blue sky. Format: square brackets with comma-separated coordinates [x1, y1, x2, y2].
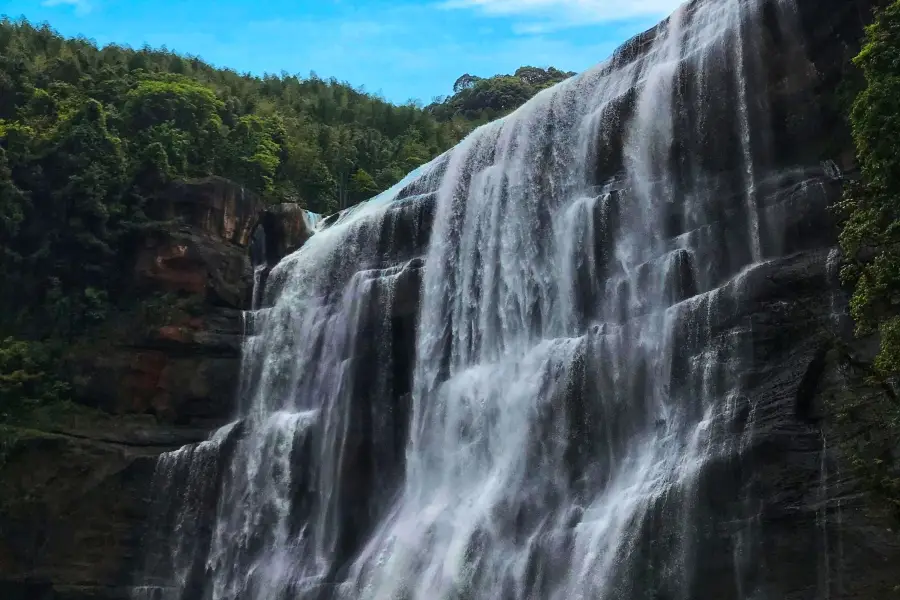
[2, 0, 683, 104]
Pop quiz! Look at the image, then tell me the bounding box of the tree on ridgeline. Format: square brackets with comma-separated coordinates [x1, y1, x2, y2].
[429, 66, 577, 123]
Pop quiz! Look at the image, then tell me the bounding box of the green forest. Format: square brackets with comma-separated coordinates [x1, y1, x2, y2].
[0, 17, 574, 413]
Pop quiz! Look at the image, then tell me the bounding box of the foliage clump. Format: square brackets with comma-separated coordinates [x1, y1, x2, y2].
[0, 338, 70, 422]
[427, 66, 576, 124]
[837, 0, 900, 376]
[833, 0, 900, 520]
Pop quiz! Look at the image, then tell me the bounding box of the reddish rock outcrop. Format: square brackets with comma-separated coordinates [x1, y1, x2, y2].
[71, 178, 264, 427]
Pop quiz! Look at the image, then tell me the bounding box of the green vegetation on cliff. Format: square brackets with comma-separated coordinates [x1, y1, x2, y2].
[0, 338, 69, 419]
[834, 0, 900, 517]
[0, 18, 470, 217]
[838, 0, 900, 375]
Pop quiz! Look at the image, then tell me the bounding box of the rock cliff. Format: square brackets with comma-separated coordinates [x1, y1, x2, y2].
[0, 177, 313, 599]
[70, 176, 260, 425]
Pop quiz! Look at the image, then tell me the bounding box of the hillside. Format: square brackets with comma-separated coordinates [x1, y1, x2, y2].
[0, 16, 576, 418]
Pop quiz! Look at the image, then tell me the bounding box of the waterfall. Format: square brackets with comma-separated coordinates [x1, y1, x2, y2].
[817, 431, 831, 600]
[133, 422, 241, 600]
[134, 0, 843, 598]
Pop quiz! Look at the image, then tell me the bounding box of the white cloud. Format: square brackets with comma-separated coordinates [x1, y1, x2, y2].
[41, 0, 93, 16]
[440, 0, 684, 31]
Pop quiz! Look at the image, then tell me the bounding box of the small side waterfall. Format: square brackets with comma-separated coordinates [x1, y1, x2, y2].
[132, 0, 851, 598]
[133, 422, 241, 600]
[817, 431, 832, 600]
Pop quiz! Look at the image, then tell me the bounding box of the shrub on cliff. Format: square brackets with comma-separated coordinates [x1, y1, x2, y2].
[0, 338, 70, 421]
[833, 0, 900, 520]
[0, 95, 134, 339]
[837, 0, 900, 375]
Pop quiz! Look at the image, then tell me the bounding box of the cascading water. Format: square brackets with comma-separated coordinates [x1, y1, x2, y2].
[135, 0, 842, 598]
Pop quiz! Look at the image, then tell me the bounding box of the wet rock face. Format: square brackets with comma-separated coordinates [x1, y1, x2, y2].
[0, 431, 164, 600]
[0, 422, 248, 600]
[256, 203, 317, 267]
[71, 305, 246, 425]
[133, 231, 251, 309]
[248, 202, 317, 309]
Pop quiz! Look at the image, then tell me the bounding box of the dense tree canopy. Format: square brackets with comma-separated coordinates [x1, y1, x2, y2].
[0, 18, 479, 219]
